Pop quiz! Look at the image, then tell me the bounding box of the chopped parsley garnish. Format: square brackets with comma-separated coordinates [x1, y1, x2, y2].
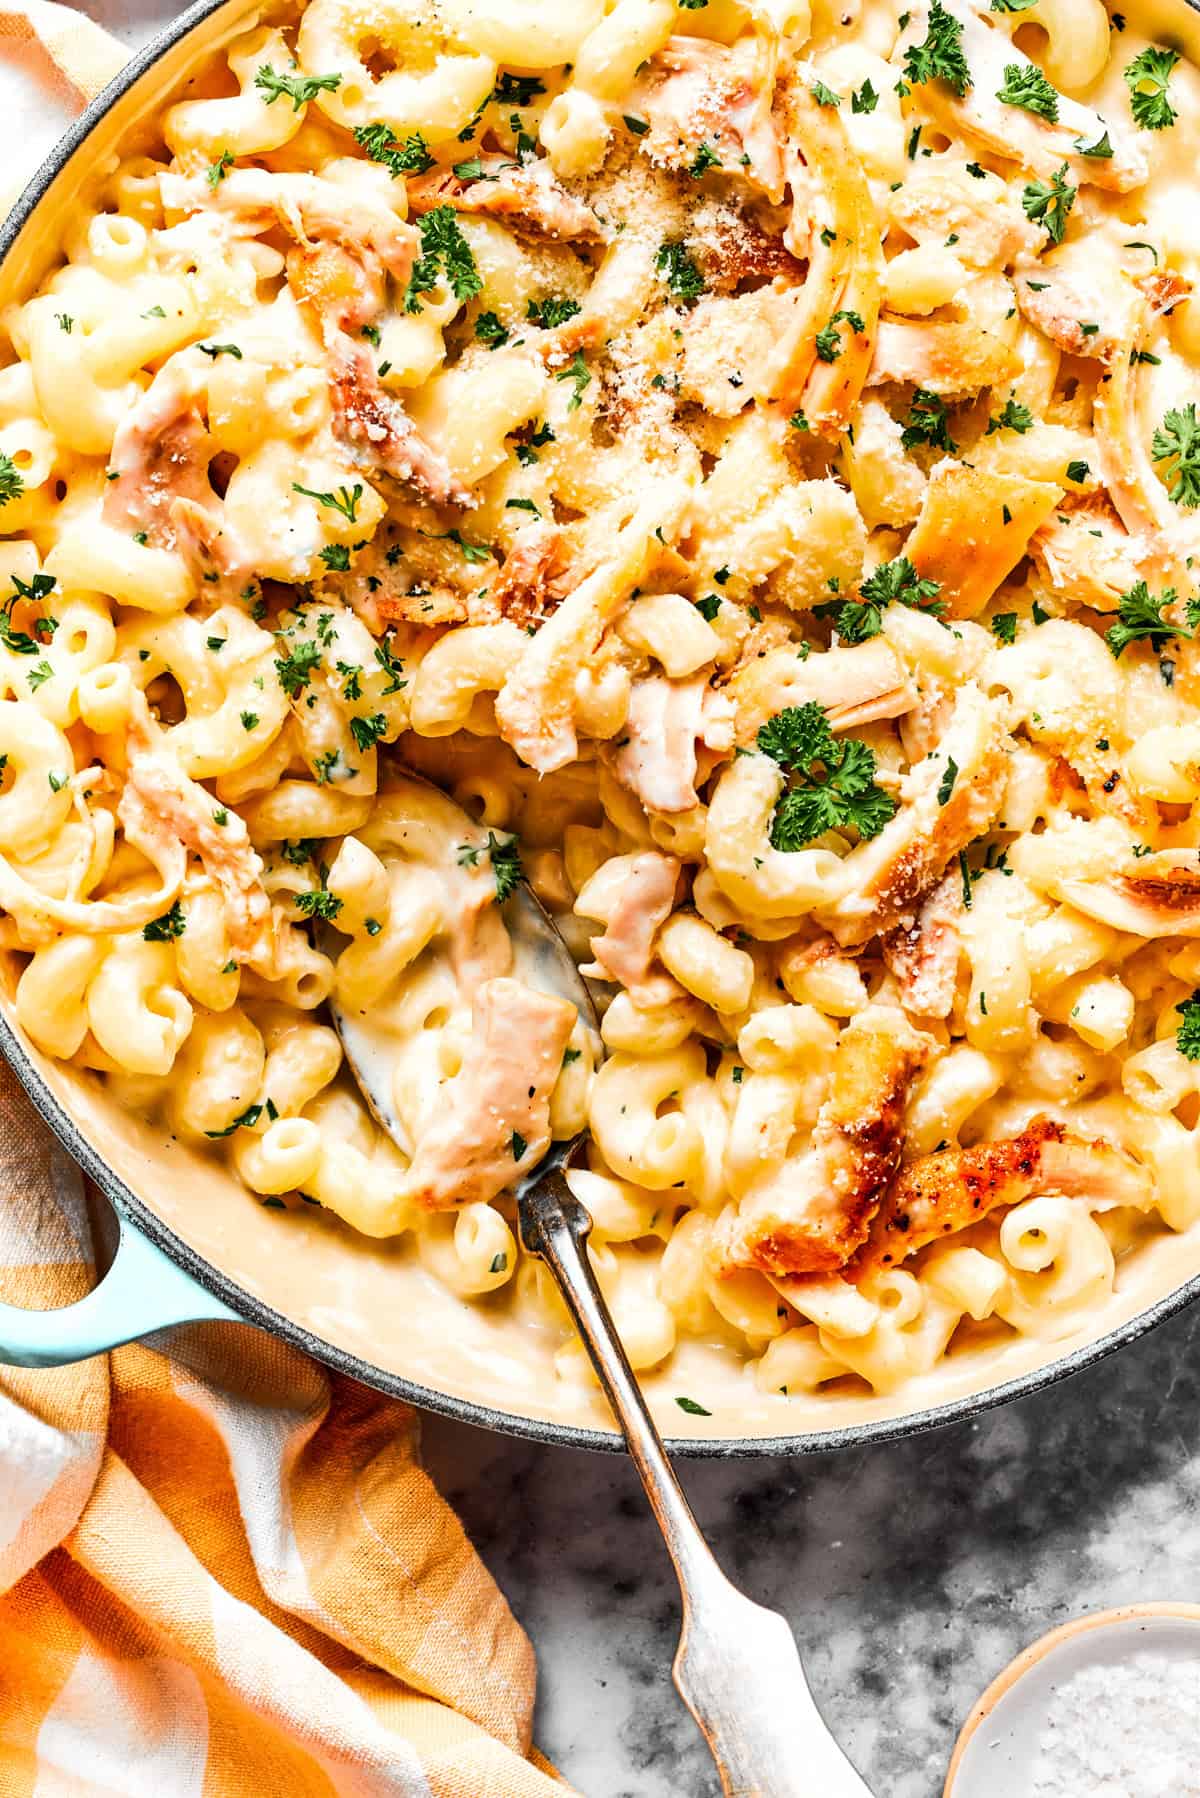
[475, 309, 510, 347]
[492, 73, 545, 106]
[852, 78, 879, 112]
[901, 387, 956, 452]
[275, 638, 322, 696]
[997, 62, 1059, 121]
[1124, 46, 1179, 130]
[405, 205, 482, 311]
[510, 1131, 527, 1161]
[811, 79, 841, 107]
[814, 309, 865, 363]
[903, 0, 972, 97]
[241, 710, 259, 731]
[1075, 129, 1113, 158]
[527, 294, 581, 330]
[1104, 581, 1191, 658]
[353, 122, 434, 176]
[143, 900, 186, 942]
[675, 1396, 712, 1416]
[295, 884, 344, 922]
[349, 711, 388, 752]
[292, 481, 362, 522]
[375, 633, 407, 694]
[1176, 990, 1200, 1061]
[320, 543, 351, 571]
[457, 829, 523, 902]
[337, 661, 362, 700]
[990, 0, 1039, 10]
[991, 612, 1018, 643]
[0, 454, 25, 506]
[938, 757, 959, 805]
[55, 312, 73, 332]
[205, 1103, 264, 1138]
[696, 594, 722, 622]
[555, 352, 591, 411]
[624, 114, 650, 135]
[1022, 164, 1075, 245]
[255, 63, 342, 111]
[689, 140, 723, 176]
[757, 703, 897, 848]
[207, 149, 234, 186]
[27, 660, 53, 690]
[442, 528, 490, 563]
[988, 396, 1034, 434]
[489, 1252, 508, 1273]
[198, 342, 241, 359]
[816, 557, 943, 642]
[1152, 404, 1200, 508]
[655, 239, 706, 303]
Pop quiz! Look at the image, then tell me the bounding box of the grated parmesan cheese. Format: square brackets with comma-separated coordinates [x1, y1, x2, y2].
[1031, 1653, 1200, 1797]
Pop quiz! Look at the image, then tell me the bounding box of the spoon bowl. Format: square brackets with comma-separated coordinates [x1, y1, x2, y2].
[325, 773, 872, 1798]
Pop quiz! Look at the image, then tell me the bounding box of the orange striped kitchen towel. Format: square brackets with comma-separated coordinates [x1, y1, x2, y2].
[0, 12, 571, 1779]
[0, 1060, 573, 1795]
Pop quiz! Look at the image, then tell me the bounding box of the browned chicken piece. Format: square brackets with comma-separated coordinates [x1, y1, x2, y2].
[487, 521, 573, 631]
[688, 202, 802, 294]
[882, 871, 961, 1019]
[889, 172, 1042, 270]
[868, 319, 1019, 396]
[162, 168, 418, 291]
[104, 354, 251, 582]
[633, 32, 784, 200]
[821, 685, 1011, 947]
[407, 158, 606, 242]
[729, 638, 915, 746]
[287, 237, 387, 334]
[375, 587, 467, 626]
[403, 977, 576, 1210]
[1136, 269, 1193, 317]
[610, 675, 735, 815]
[1055, 851, 1200, 938]
[1030, 495, 1150, 614]
[580, 851, 681, 1006]
[1015, 262, 1137, 367]
[327, 337, 470, 508]
[854, 1117, 1154, 1275]
[727, 1006, 931, 1276]
[125, 705, 276, 972]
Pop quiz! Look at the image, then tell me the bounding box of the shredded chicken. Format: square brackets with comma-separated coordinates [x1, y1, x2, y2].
[407, 158, 606, 242]
[126, 705, 276, 972]
[402, 977, 576, 1210]
[487, 522, 573, 631]
[820, 685, 1011, 946]
[633, 32, 784, 201]
[855, 1118, 1153, 1274]
[579, 852, 681, 1006]
[1015, 256, 1140, 367]
[610, 676, 735, 814]
[1030, 496, 1151, 613]
[889, 171, 1042, 270]
[726, 1006, 931, 1276]
[327, 336, 469, 507]
[882, 871, 962, 1019]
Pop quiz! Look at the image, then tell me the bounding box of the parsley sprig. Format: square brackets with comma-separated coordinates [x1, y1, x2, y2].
[655, 240, 706, 303]
[0, 453, 25, 506]
[1022, 163, 1076, 245]
[1152, 404, 1200, 509]
[255, 63, 341, 112]
[757, 703, 897, 849]
[1104, 581, 1198, 658]
[901, 388, 956, 453]
[405, 206, 482, 311]
[353, 122, 434, 176]
[815, 558, 943, 643]
[292, 481, 362, 523]
[1176, 990, 1200, 1061]
[1124, 46, 1179, 130]
[997, 62, 1059, 121]
[903, 0, 972, 97]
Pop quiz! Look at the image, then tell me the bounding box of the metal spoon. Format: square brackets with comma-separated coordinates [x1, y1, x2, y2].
[329, 825, 872, 1798]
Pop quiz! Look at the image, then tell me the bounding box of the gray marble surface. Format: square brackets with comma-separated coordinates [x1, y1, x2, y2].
[423, 1302, 1200, 1798]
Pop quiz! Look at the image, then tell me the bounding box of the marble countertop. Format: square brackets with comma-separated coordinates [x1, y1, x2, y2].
[423, 1301, 1200, 1797]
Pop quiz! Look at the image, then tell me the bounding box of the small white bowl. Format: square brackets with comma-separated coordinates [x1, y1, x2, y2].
[944, 1603, 1200, 1797]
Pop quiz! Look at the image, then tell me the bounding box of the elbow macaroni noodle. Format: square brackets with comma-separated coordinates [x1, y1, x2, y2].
[2, 0, 1200, 1407]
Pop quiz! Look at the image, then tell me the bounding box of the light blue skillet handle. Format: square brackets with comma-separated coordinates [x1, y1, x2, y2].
[0, 1213, 242, 1369]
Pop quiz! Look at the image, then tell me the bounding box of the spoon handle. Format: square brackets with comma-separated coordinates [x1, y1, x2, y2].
[519, 1167, 873, 1798]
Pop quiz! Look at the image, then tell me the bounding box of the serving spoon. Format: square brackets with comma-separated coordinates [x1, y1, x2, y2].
[329, 821, 872, 1798]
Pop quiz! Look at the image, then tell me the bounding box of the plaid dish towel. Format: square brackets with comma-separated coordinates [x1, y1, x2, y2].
[0, 9, 572, 1789]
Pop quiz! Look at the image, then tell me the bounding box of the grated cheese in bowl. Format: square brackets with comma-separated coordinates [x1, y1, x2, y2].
[1032, 1654, 1200, 1797]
